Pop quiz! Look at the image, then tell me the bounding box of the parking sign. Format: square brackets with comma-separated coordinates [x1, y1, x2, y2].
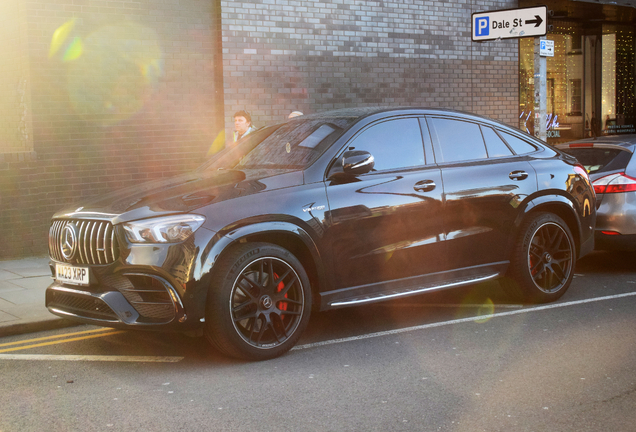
[472, 6, 547, 41]
[475, 17, 490, 37]
[540, 39, 554, 56]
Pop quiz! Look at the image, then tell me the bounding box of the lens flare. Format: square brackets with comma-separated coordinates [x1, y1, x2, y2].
[49, 19, 76, 58]
[63, 37, 83, 62]
[207, 130, 227, 156]
[61, 21, 163, 125]
[474, 298, 495, 323]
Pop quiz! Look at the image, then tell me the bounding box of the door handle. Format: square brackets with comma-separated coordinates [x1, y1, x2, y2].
[509, 171, 528, 181]
[414, 180, 436, 192]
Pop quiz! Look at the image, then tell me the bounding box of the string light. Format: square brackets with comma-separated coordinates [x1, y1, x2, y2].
[518, 18, 636, 140]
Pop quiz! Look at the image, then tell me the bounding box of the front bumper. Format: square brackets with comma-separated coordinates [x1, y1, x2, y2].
[46, 221, 219, 330]
[45, 268, 191, 329]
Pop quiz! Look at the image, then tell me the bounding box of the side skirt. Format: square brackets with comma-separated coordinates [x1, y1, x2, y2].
[320, 262, 508, 310]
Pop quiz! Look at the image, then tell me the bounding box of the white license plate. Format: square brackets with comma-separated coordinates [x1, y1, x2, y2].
[55, 263, 90, 286]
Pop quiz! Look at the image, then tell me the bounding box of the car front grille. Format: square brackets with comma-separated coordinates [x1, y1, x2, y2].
[49, 219, 119, 265]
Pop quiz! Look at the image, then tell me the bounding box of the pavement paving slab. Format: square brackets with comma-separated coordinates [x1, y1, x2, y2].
[0, 310, 19, 324]
[7, 275, 53, 291]
[0, 257, 74, 337]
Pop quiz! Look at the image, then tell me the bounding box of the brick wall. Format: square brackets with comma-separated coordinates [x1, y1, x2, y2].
[0, 0, 223, 259]
[221, 0, 519, 131]
[0, 0, 32, 154]
[0, 0, 521, 259]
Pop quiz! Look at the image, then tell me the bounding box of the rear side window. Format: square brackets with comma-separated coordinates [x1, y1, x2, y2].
[429, 118, 487, 163]
[499, 131, 537, 154]
[482, 126, 513, 157]
[347, 118, 425, 171]
[563, 148, 632, 174]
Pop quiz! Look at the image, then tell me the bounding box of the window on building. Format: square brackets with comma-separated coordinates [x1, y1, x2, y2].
[569, 79, 582, 116]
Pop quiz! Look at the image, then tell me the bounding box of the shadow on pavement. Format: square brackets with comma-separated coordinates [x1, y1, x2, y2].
[576, 250, 636, 273]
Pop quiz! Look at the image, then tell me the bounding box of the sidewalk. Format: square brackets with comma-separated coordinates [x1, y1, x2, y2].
[0, 257, 73, 337]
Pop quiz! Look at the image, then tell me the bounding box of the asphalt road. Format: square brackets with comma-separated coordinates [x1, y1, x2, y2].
[1, 251, 635, 432]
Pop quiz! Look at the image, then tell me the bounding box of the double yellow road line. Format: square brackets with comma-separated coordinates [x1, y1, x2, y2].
[0, 328, 124, 353]
[0, 328, 184, 362]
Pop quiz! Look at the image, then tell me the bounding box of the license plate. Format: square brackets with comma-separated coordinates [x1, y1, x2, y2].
[55, 263, 90, 286]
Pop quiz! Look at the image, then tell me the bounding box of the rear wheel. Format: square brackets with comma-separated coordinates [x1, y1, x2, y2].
[205, 242, 311, 360]
[503, 212, 575, 303]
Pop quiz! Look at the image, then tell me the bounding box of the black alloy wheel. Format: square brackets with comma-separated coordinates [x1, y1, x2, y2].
[504, 212, 575, 303]
[205, 242, 311, 360]
[527, 221, 573, 293]
[230, 256, 305, 349]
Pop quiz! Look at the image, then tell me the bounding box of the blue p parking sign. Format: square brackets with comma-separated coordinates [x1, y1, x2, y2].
[475, 17, 489, 37]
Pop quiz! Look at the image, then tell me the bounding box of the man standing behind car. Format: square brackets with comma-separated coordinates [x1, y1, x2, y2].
[233, 110, 256, 143]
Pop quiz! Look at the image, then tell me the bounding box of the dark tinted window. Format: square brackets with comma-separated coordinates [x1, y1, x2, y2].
[562, 148, 632, 174]
[348, 118, 425, 171]
[430, 118, 486, 162]
[482, 126, 513, 157]
[499, 131, 537, 154]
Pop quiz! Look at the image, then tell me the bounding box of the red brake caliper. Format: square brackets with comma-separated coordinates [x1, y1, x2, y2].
[274, 273, 288, 313]
[530, 243, 540, 276]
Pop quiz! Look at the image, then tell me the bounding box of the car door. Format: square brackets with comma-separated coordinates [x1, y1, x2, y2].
[324, 117, 445, 291]
[426, 116, 539, 270]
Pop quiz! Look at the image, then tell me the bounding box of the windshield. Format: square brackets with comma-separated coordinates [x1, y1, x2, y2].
[199, 118, 354, 173]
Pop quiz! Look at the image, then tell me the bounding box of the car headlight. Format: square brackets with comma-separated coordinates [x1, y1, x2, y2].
[123, 215, 206, 244]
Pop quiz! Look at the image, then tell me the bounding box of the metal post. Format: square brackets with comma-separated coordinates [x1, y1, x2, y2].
[534, 36, 547, 142]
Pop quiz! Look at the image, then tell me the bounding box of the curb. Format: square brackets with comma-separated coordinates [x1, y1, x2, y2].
[0, 317, 77, 338]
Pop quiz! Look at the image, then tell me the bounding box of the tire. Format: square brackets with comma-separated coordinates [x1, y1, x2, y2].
[502, 212, 575, 304]
[204, 242, 312, 361]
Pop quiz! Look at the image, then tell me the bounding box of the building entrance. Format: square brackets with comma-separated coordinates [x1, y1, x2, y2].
[519, 1, 636, 144]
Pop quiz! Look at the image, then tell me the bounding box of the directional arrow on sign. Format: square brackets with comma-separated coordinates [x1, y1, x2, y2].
[525, 15, 543, 27]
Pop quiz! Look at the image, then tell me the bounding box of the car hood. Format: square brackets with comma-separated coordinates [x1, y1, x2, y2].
[52, 168, 304, 224]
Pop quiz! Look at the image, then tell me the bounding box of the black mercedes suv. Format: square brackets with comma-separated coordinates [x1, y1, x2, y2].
[46, 107, 596, 360]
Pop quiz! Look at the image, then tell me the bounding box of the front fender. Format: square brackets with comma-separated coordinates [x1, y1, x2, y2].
[190, 221, 326, 313]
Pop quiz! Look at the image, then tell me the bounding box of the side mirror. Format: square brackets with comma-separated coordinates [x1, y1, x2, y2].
[343, 150, 375, 175]
[329, 150, 375, 179]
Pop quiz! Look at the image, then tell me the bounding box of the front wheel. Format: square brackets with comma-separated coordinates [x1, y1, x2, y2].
[205, 242, 312, 361]
[502, 212, 575, 304]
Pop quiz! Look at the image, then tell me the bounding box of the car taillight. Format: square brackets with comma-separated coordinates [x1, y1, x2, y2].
[592, 173, 636, 194]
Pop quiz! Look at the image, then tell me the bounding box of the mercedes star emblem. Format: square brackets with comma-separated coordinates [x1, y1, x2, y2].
[61, 224, 78, 260]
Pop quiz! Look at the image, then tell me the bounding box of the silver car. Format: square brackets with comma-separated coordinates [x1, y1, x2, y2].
[556, 135, 636, 251]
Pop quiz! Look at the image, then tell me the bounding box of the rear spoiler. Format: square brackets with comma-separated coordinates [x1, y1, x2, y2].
[554, 142, 633, 154]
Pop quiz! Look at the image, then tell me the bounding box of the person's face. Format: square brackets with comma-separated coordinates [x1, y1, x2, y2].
[234, 116, 250, 135]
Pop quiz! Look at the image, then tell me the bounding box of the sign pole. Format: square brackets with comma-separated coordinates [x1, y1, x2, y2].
[534, 36, 547, 142]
